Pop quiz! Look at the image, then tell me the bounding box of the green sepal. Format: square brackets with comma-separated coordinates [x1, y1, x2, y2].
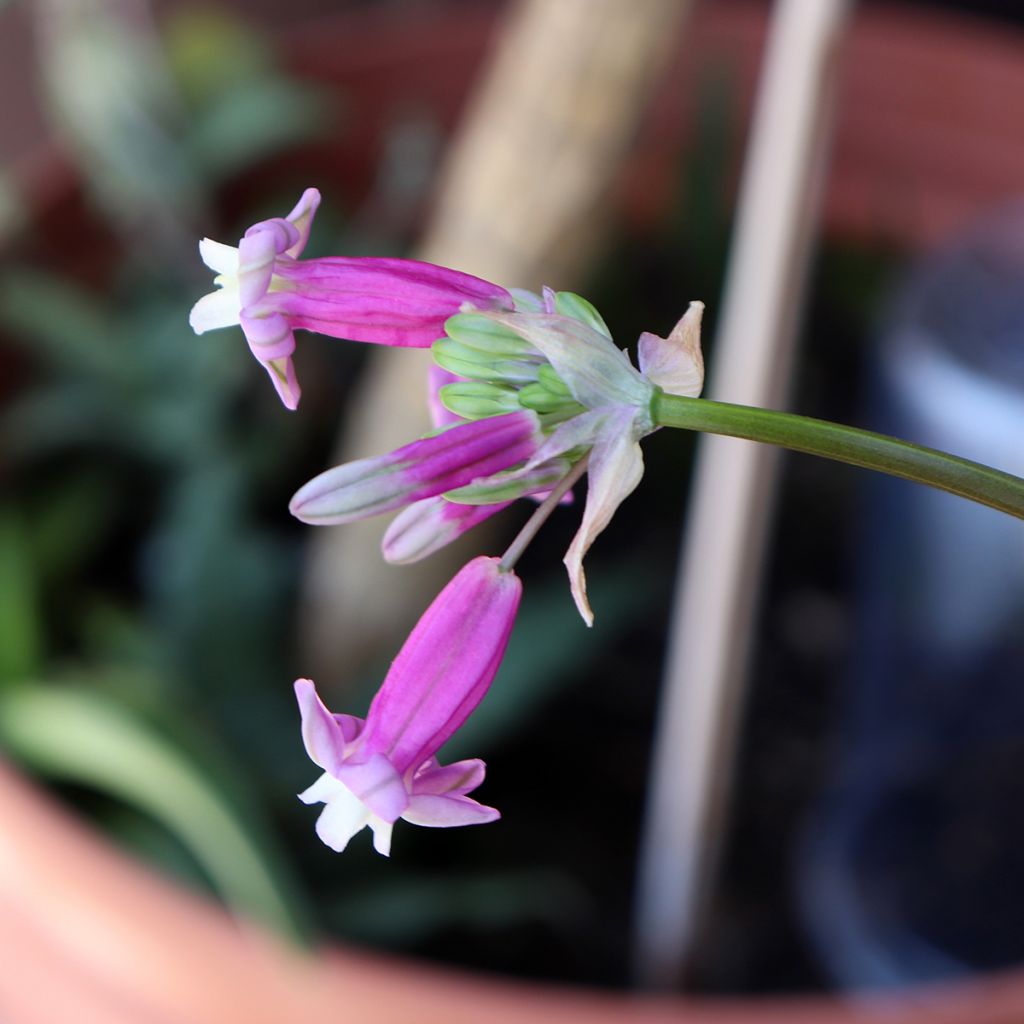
[554, 291, 612, 339]
[537, 363, 572, 397]
[517, 381, 583, 417]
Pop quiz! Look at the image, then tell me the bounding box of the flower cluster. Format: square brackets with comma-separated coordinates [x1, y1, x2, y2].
[191, 190, 704, 854]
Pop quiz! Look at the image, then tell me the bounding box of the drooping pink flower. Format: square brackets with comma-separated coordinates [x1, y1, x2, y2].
[189, 188, 513, 409]
[295, 556, 521, 855]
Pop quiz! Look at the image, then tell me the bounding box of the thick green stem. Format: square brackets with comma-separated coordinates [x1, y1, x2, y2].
[652, 392, 1024, 520]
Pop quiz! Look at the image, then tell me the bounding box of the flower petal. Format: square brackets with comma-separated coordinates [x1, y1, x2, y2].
[297, 771, 345, 806]
[369, 818, 394, 856]
[282, 187, 321, 258]
[525, 408, 610, 468]
[272, 256, 513, 348]
[362, 556, 522, 774]
[294, 678, 348, 775]
[412, 757, 487, 796]
[638, 301, 705, 397]
[427, 364, 465, 429]
[189, 285, 241, 334]
[198, 238, 238, 275]
[402, 794, 500, 828]
[237, 227, 280, 308]
[382, 496, 512, 564]
[313, 784, 372, 853]
[336, 752, 409, 822]
[563, 411, 646, 626]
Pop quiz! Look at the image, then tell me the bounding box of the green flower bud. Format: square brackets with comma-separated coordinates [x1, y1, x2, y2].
[444, 312, 542, 357]
[432, 337, 542, 385]
[553, 291, 612, 339]
[440, 381, 522, 420]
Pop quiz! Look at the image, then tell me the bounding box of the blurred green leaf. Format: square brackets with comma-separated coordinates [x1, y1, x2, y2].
[35, 0, 200, 230]
[0, 514, 42, 686]
[0, 270, 126, 380]
[0, 685, 306, 940]
[0, 170, 26, 243]
[167, 7, 325, 182]
[186, 80, 325, 181]
[165, 8, 275, 104]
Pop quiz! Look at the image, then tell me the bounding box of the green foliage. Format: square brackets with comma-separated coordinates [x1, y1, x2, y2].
[0, 682, 308, 939]
[0, 514, 42, 687]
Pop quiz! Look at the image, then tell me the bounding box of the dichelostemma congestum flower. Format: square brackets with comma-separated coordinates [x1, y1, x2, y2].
[189, 187, 513, 410]
[295, 556, 521, 855]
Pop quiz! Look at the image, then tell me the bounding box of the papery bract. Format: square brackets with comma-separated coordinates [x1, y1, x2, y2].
[479, 294, 705, 624]
[189, 187, 513, 409]
[295, 556, 521, 855]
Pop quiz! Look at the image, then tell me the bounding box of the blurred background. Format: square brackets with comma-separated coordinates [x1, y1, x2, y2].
[1, 0, 1023, 1012]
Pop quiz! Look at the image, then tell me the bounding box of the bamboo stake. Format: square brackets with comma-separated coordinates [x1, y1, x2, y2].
[633, 0, 851, 989]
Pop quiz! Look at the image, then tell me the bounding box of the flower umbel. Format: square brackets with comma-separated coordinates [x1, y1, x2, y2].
[189, 187, 513, 410]
[432, 291, 706, 624]
[295, 556, 520, 855]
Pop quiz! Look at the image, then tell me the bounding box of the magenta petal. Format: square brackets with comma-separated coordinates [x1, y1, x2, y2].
[412, 758, 487, 796]
[294, 679, 348, 775]
[271, 256, 512, 348]
[336, 753, 409, 822]
[428, 364, 465, 429]
[333, 713, 364, 743]
[362, 557, 521, 774]
[403, 794, 500, 828]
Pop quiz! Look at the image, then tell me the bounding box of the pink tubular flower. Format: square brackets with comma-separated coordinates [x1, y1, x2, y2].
[289, 410, 542, 524]
[189, 187, 513, 410]
[295, 556, 521, 855]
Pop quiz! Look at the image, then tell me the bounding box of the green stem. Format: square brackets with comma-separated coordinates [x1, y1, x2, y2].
[652, 392, 1024, 520]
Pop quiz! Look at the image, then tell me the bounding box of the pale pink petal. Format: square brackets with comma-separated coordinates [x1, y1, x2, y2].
[336, 753, 409, 822]
[236, 228, 279, 308]
[382, 496, 511, 564]
[294, 679, 347, 775]
[563, 413, 646, 626]
[402, 794, 500, 828]
[638, 301, 705, 397]
[282, 187, 321, 258]
[412, 758, 487, 796]
[427, 364, 465, 429]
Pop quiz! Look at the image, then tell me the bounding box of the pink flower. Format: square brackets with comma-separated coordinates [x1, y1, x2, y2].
[295, 556, 521, 855]
[289, 410, 543, 524]
[189, 188, 512, 410]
